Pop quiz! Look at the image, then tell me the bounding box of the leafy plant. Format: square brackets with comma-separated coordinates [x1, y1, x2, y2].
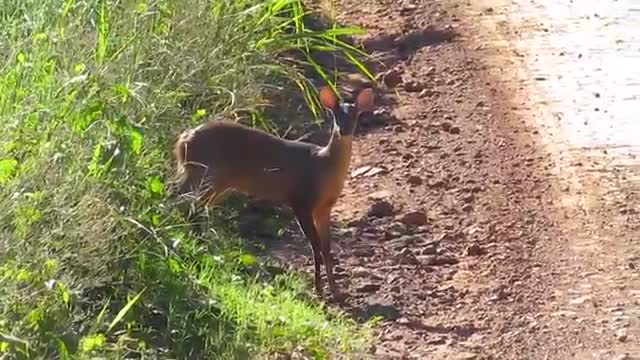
[0, 0, 375, 358]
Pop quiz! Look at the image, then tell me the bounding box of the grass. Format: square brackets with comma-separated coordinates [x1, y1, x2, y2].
[0, 0, 375, 358]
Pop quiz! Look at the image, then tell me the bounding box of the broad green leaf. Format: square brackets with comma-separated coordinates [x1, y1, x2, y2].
[130, 127, 143, 155]
[57, 282, 71, 305]
[74, 63, 86, 73]
[147, 176, 164, 195]
[239, 254, 257, 267]
[0, 159, 18, 184]
[80, 334, 105, 353]
[56, 338, 71, 360]
[151, 214, 162, 226]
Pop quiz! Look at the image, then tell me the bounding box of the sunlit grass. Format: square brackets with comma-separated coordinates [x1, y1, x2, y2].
[0, 0, 373, 358]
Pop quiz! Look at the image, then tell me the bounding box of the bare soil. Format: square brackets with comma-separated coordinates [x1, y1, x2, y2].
[262, 0, 640, 358]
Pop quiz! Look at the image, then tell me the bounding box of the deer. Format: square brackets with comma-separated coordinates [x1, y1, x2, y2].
[171, 86, 375, 297]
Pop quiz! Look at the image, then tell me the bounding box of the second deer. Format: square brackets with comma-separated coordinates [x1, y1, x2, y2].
[172, 86, 375, 296]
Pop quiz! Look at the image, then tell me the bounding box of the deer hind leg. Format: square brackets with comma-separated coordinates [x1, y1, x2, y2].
[203, 187, 230, 208]
[293, 205, 324, 295]
[197, 169, 231, 209]
[189, 175, 230, 234]
[314, 204, 336, 295]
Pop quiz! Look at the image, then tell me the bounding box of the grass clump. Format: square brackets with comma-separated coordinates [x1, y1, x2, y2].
[0, 0, 373, 358]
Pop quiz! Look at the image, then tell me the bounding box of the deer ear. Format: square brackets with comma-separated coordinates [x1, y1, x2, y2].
[355, 87, 375, 114]
[318, 86, 338, 109]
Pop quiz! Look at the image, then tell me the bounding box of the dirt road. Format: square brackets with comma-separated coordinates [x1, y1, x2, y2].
[268, 0, 640, 358]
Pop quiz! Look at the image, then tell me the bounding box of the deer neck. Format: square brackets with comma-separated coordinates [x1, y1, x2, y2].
[322, 127, 354, 177]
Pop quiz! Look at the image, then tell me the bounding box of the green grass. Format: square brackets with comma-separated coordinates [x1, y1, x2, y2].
[0, 0, 375, 358]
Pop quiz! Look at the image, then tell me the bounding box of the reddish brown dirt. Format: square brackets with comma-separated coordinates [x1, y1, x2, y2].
[262, 0, 640, 359]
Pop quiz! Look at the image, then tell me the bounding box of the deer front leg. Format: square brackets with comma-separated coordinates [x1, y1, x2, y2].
[294, 206, 324, 295]
[314, 205, 336, 295]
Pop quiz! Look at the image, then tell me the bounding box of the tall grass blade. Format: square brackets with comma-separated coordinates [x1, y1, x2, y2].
[106, 288, 146, 334]
[96, 0, 109, 65]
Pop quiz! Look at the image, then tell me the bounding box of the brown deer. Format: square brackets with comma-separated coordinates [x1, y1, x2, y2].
[172, 86, 375, 296]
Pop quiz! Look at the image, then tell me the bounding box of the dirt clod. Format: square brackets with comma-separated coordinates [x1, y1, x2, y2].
[353, 247, 375, 257]
[363, 297, 401, 321]
[420, 255, 459, 266]
[421, 245, 438, 255]
[466, 244, 485, 256]
[368, 200, 396, 218]
[399, 211, 428, 226]
[396, 248, 420, 265]
[403, 79, 428, 92]
[380, 68, 404, 88]
[449, 125, 461, 134]
[387, 235, 420, 250]
[407, 175, 423, 186]
[356, 282, 382, 293]
[616, 329, 628, 342]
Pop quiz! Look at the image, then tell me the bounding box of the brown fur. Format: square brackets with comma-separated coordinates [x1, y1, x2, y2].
[172, 87, 375, 296]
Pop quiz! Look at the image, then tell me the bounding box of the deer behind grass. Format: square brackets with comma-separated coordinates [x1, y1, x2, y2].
[172, 86, 375, 296]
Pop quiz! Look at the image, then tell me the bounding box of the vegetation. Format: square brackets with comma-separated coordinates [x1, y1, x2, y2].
[0, 0, 373, 358]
